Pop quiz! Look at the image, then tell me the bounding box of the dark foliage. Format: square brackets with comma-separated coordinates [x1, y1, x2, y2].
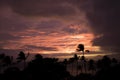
[0, 52, 120, 80]
[95, 64, 120, 80]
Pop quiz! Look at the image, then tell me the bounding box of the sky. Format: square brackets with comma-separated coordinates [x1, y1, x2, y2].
[0, 0, 120, 56]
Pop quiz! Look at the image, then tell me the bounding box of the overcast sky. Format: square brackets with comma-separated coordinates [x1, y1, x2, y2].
[0, 0, 120, 55]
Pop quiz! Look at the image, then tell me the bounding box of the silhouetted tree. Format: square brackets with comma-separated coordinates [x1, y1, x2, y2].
[77, 63, 82, 74]
[80, 56, 87, 73]
[88, 59, 96, 74]
[0, 53, 5, 73]
[96, 59, 102, 71]
[62, 59, 68, 67]
[95, 64, 120, 80]
[0, 53, 5, 60]
[16, 51, 30, 68]
[25, 55, 70, 80]
[32, 54, 43, 63]
[76, 44, 84, 56]
[73, 54, 79, 75]
[102, 56, 111, 69]
[3, 56, 13, 67]
[76, 44, 89, 74]
[68, 57, 75, 75]
[96, 55, 112, 71]
[73, 54, 79, 61]
[111, 58, 118, 66]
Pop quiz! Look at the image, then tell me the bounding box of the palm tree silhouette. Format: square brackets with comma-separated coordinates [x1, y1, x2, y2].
[76, 44, 85, 56]
[16, 51, 30, 68]
[76, 44, 90, 73]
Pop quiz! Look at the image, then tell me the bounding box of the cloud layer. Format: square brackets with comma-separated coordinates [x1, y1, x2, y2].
[83, 0, 120, 52]
[1, 0, 119, 54]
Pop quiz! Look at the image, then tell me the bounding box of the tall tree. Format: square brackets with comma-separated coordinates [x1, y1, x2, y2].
[0, 53, 5, 73]
[76, 44, 84, 56]
[73, 54, 79, 75]
[16, 51, 30, 68]
[3, 56, 13, 67]
[88, 59, 96, 74]
[76, 44, 89, 73]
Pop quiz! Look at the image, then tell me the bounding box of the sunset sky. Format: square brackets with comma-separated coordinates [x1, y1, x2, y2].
[0, 0, 120, 57]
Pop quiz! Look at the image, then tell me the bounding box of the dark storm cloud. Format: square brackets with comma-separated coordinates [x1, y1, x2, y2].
[24, 45, 58, 51]
[0, 7, 31, 33]
[84, 0, 120, 52]
[8, 0, 76, 16]
[0, 0, 90, 17]
[0, 0, 89, 18]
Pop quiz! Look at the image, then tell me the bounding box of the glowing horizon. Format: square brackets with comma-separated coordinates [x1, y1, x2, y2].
[2, 27, 101, 54]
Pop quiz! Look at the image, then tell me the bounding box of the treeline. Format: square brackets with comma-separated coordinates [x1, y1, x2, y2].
[0, 51, 120, 80]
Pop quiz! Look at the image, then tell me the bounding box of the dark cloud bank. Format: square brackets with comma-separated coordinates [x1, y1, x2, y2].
[84, 0, 120, 52]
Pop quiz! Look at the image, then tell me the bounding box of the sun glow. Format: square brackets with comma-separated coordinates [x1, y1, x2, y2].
[29, 33, 100, 54]
[1, 22, 101, 55]
[2, 28, 100, 55]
